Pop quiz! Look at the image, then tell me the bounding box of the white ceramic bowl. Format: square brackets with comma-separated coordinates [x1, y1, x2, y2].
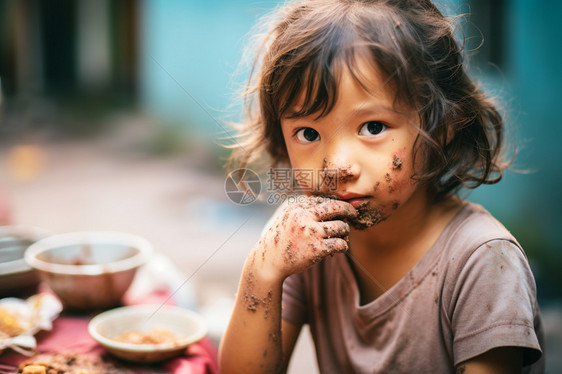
[88, 305, 207, 363]
[0, 225, 52, 297]
[25, 231, 153, 310]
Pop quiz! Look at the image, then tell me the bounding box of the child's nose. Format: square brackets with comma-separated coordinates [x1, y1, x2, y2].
[321, 155, 361, 185]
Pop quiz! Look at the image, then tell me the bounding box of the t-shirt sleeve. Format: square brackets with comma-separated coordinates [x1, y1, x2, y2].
[282, 272, 308, 325]
[450, 239, 542, 367]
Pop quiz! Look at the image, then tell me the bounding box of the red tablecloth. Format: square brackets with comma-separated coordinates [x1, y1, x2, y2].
[1, 290, 219, 374]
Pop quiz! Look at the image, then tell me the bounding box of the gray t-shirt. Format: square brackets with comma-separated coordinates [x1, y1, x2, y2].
[282, 203, 544, 373]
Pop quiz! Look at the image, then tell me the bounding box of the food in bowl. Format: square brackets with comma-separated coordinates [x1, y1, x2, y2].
[88, 305, 207, 363]
[25, 232, 153, 310]
[114, 327, 180, 345]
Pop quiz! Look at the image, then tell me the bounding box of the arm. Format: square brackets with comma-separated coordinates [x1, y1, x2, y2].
[218, 259, 301, 374]
[219, 197, 356, 374]
[456, 347, 523, 374]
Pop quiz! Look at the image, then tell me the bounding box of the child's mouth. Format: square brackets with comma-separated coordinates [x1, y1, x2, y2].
[333, 192, 371, 209]
[345, 197, 370, 208]
[309, 191, 370, 209]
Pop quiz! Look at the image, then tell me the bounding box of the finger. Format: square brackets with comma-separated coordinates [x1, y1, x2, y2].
[319, 221, 350, 238]
[311, 199, 357, 221]
[322, 237, 349, 254]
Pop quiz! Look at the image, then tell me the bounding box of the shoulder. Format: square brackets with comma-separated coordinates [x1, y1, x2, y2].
[447, 202, 518, 248]
[448, 238, 537, 308]
[438, 202, 524, 273]
[438, 202, 534, 302]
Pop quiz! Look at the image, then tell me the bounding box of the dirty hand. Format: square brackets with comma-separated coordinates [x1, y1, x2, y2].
[250, 196, 357, 279]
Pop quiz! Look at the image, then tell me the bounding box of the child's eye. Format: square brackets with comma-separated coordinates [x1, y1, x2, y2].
[295, 127, 321, 143]
[358, 121, 387, 136]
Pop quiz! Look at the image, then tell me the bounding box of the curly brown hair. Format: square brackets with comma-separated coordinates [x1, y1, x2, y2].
[228, 0, 511, 200]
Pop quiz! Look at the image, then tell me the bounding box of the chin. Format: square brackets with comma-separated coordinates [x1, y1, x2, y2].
[346, 202, 388, 230]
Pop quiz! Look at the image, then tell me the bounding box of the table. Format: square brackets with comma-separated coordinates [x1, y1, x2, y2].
[1, 290, 219, 374]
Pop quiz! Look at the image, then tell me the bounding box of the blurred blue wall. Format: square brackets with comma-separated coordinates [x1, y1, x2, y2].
[140, 0, 277, 136]
[464, 1, 562, 268]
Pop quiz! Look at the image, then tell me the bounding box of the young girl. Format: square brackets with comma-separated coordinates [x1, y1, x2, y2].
[220, 0, 544, 373]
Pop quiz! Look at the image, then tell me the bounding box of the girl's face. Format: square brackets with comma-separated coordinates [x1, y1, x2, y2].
[280, 62, 422, 230]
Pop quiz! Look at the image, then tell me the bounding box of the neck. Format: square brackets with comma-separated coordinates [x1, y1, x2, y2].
[345, 191, 465, 304]
[349, 191, 463, 256]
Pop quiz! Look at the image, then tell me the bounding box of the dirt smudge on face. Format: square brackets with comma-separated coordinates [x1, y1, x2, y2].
[392, 155, 402, 170]
[321, 158, 355, 186]
[345, 202, 387, 230]
[384, 172, 395, 193]
[334, 166, 354, 183]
